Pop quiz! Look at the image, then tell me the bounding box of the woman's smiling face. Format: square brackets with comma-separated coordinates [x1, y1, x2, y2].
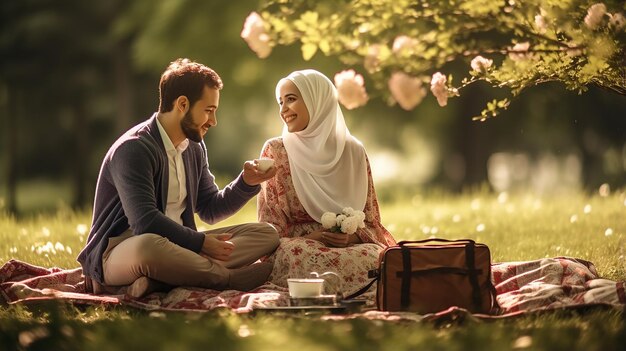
[277, 80, 310, 133]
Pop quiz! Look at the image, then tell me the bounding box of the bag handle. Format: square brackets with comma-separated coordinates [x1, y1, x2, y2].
[464, 241, 483, 312]
[344, 269, 380, 300]
[344, 275, 378, 300]
[401, 245, 412, 309]
[397, 238, 476, 246]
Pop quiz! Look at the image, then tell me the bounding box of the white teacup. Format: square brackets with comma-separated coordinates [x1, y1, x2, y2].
[287, 278, 325, 298]
[256, 158, 275, 172]
[287, 271, 341, 298]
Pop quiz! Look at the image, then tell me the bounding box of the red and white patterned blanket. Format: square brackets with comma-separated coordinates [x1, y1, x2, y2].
[1, 257, 623, 316]
[492, 257, 624, 312]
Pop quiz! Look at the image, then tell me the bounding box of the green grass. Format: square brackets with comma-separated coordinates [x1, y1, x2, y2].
[1, 189, 625, 350]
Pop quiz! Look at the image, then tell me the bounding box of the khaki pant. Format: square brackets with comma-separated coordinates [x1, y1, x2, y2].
[102, 223, 278, 290]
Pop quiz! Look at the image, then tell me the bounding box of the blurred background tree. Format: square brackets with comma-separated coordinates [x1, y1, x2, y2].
[1, 0, 625, 216]
[243, 0, 626, 191]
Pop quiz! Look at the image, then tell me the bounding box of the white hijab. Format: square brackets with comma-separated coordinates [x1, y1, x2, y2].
[276, 69, 368, 222]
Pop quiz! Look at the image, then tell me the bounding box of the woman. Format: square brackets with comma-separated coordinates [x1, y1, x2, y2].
[257, 69, 396, 296]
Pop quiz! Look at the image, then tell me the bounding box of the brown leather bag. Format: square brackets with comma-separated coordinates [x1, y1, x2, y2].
[374, 239, 499, 314]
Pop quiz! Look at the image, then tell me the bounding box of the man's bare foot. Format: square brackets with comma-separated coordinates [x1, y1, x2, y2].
[126, 276, 171, 298]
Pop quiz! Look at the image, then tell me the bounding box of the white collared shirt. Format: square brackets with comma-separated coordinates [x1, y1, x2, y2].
[156, 118, 189, 225]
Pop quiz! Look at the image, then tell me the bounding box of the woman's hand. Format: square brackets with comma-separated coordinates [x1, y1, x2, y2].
[305, 231, 361, 247]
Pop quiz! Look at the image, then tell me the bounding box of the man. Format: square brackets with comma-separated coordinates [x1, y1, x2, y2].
[77, 58, 279, 298]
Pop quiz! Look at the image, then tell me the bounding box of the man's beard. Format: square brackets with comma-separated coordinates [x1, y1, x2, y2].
[180, 110, 203, 143]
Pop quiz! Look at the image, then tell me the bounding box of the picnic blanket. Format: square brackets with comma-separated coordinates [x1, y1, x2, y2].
[1, 257, 624, 317]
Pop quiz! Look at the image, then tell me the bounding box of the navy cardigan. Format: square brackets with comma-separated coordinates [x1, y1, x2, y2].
[77, 114, 260, 283]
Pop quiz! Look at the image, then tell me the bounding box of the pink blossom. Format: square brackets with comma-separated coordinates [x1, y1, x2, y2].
[584, 3, 607, 29]
[430, 72, 448, 107]
[388, 72, 427, 110]
[470, 56, 493, 73]
[392, 36, 419, 54]
[364, 44, 382, 73]
[609, 13, 625, 29]
[535, 14, 548, 33]
[566, 47, 584, 57]
[241, 12, 272, 58]
[508, 42, 531, 61]
[566, 41, 584, 57]
[334, 70, 369, 110]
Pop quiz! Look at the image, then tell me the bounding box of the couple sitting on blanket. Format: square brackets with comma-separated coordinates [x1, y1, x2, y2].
[77, 59, 396, 298]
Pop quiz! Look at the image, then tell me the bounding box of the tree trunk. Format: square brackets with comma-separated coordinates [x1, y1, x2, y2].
[72, 102, 88, 209]
[454, 88, 491, 189]
[114, 38, 135, 134]
[4, 87, 18, 215]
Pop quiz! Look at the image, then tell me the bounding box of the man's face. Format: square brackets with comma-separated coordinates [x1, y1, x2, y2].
[181, 86, 220, 142]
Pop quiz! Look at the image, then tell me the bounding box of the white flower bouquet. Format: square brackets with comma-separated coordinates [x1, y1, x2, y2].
[321, 207, 366, 235]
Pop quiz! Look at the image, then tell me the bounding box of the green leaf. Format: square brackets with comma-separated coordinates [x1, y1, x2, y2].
[319, 39, 331, 54]
[300, 11, 319, 25]
[301, 42, 318, 61]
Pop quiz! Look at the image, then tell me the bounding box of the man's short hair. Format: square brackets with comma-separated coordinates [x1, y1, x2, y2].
[158, 58, 223, 113]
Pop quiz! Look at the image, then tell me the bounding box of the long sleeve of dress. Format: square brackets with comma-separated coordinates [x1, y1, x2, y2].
[257, 139, 291, 237]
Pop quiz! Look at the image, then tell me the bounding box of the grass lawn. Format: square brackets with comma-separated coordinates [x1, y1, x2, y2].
[1, 189, 625, 350]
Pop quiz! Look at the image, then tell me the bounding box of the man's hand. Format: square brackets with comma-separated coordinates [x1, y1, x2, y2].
[201, 233, 235, 261]
[242, 160, 277, 186]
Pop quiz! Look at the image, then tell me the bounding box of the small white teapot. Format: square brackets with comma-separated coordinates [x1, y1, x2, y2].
[308, 271, 341, 295]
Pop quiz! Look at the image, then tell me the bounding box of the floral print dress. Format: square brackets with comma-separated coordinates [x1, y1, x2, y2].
[257, 138, 396, 295]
